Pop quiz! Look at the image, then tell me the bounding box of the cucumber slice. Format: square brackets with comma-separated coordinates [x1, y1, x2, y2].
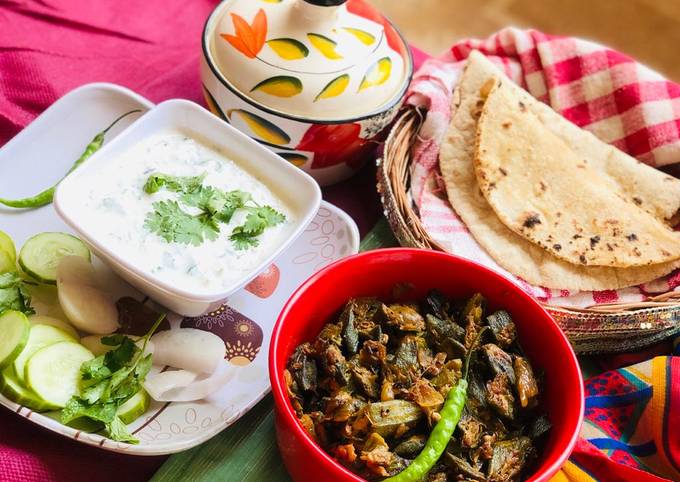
[13, 324, 76, 383]
[25, 284, 68, 320]
[64, 415, 104, 432]
[26, 341, 93, 408]
[0, 367, 58, 412]
[0, 250, 14, 274]
[29, 315, 79, 339]
[0, 230, 16, 264]
[19, 233, 90, 284]
[0, 311, 30, 369]
[117, 390, 150, 424]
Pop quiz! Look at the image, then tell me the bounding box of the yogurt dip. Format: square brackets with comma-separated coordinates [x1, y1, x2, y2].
[75, 129, 294, 295]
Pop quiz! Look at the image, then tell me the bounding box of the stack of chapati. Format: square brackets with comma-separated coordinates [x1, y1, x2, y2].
[439, 51, 680, 291]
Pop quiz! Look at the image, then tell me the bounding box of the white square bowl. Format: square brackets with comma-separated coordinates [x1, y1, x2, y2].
[54, 99, 321, 316]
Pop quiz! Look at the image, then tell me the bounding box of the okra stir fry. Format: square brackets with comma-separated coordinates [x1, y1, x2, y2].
[285, 291, 551, 481]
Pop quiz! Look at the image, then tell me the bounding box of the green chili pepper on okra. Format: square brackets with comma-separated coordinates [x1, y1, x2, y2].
[0, 109, 142, 209]
[384, 327, 489, 482]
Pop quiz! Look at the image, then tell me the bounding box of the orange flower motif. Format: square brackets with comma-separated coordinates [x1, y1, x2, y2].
[220, 9, 268, 59]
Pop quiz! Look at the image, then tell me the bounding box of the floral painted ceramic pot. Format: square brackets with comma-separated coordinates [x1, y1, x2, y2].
[201, 0, 413, 186]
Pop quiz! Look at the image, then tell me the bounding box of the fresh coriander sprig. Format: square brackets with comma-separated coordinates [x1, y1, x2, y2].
[143, 173, 205, 195]
[143, 173, 285, 250]
[61, 313, 166, 444]
[0, 272, 35, 316]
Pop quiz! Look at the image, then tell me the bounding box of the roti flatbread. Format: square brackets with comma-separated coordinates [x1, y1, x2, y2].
[439, 52, 680, 290]
[466, 51, 680, 224]
[474, 78, 680, 267]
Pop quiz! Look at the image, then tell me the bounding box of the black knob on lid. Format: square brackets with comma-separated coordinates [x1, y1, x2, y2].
[302, 0, 348, 6]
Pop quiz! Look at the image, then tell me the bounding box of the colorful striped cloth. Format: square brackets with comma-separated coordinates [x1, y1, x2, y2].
[555, 337, 680, 481]
[404, 28, 680, 308]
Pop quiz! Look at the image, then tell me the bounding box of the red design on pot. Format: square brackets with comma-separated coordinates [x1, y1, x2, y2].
[346, 0, 406, 56]
[297, 123, 374, 169]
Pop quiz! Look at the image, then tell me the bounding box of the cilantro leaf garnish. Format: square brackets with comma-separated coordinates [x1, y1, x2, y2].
[144, 200, 220, 246]
[0, 272, 35, 316]
[143, 173, 205, 195]
[143, 173, 285, 250]
[61, 314, 165, 444]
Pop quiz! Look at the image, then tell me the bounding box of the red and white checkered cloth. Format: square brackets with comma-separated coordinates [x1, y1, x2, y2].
[406, 28, 680, 308]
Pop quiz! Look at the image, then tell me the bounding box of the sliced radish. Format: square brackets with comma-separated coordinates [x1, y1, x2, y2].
[143, 364, 234, 402]
[151, 329, 225, 374]
[58, 283, 119, 335]
[56, 255, 97, 287]
[143, 369, 198, 401]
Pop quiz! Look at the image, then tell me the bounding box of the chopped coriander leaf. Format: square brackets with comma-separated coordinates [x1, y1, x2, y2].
[61, 314, 166, 444]
[142, 174, 286, 250]
[0, 271, 35, 316]
[230, 228, 261, 251]
[229, 206, 287, 250]
[216, 190, 251, 223]
[181, 186, 225, 215]
[144, 200, 220, 246]
[144, 173, 205, 195]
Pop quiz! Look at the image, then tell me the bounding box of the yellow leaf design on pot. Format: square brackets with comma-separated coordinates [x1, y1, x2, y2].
[315, 74, 350, 101]
[307, 33, 343, 60]
[278, 153, 307, 167]
[251, 76, 303, 97]
[267, 38, 309, 60]
[227, 109, 291, 145]
[359, 57, 392, 91]
[202, 86, 228, 122]
[343, 27, 375, 45]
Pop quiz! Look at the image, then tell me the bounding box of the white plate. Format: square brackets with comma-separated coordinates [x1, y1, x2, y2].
[0, 83, 360, 455]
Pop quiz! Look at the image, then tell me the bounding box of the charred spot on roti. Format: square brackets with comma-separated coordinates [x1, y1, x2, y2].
[480, 78, 496, 98]
[488, 182, 496, 190]
[633, 247, 642, 257]
[606, 243, 614, 251]
[499, 167, 508, 176]
[579, 254, 587, 264]
[522, 213, 542, 229]
[553, 243, 562, 251]
[632, 196, 643, 206]
[502, 121, 512, 129]
[626, 233, 638, 241]
[518, 101, 527, 112]
[662, 249, 672, 257]
[590, 236, 601, 249]
[572, 234, 582, 239]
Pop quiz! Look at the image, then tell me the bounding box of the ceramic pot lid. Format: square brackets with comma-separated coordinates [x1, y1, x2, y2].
[209, 0, 411, 120]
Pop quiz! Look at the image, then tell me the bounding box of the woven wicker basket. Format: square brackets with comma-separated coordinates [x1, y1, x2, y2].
[377, 107, 680, 354]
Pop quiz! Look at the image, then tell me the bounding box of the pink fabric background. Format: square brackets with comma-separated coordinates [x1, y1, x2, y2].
[0, 1, 427, 480]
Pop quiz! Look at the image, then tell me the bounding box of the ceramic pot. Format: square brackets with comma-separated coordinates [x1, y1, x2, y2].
[201, 0, 413, 186]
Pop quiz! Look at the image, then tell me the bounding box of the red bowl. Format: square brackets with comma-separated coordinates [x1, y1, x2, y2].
[269, 248, 584, 482]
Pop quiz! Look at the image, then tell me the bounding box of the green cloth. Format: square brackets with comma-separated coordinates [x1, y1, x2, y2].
[152, 219, 398, 482]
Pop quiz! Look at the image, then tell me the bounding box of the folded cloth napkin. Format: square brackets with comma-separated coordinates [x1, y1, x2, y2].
[556, 336, 680, 482]
[405, 28, 680, 308]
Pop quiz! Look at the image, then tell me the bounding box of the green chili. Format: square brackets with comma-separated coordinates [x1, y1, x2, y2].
[385, 327, 489, 482]
[0, 109, 142, 209]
